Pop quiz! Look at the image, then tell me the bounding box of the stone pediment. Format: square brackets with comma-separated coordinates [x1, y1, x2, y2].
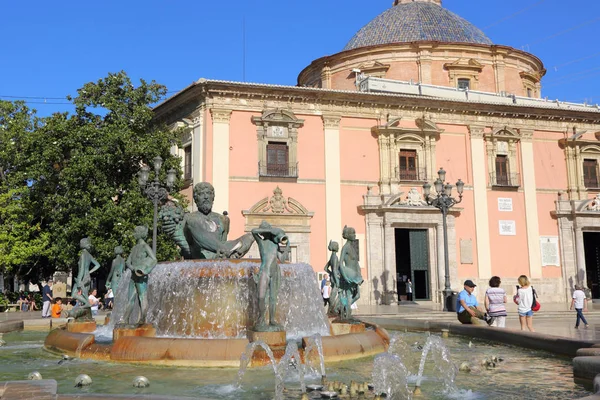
[356, 61, 390, 75]
[251, 108, 304, 128]
[444, 58, 483, 72]
[242, 186, 313, 233]
[487, 126, 520, 140]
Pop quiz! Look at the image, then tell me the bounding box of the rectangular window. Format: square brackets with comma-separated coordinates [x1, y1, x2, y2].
[527, 88, 533, 98]
[457, 78, 470, 91]
[495, 155, 509, 185]
[399, 150, 417, 180]
[266, 142, 289, 176]
[184, 146, 192, 180]
[584, 159, 599, 188]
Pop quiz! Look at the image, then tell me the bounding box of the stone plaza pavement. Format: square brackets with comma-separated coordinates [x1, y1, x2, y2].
[354, 301, 600, 342]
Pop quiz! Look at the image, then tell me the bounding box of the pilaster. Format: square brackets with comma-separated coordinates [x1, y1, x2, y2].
[520, 129, 542, 279]
[323, 114, 343, 247]
[210, 108, 232, 214]
[468, 125, 492, 279]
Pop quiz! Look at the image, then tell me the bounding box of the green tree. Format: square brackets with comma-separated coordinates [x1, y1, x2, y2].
[0, 72, 185, 283]
[0, 101, 52, 281]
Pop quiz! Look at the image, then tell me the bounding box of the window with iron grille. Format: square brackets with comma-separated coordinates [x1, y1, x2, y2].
[184, 146, 192, 180]
[399, 150, 418, 181]
[266, 142, 289, 176]
[495, 155, 509, 185]
[584, 159, 599, 188]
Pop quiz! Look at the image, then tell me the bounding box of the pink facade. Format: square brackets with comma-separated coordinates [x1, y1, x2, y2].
[156, 0, 600, 306]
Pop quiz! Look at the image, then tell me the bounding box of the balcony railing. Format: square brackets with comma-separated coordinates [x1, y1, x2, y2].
[259, 162, 298, 178]
[490, 172, 520, 188]
[396, 167, 427, 182]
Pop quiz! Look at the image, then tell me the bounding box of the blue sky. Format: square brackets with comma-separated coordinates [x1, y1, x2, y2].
[1, 0, 599, 116]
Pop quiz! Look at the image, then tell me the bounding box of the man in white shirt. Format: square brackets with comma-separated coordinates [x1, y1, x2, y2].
[570, 284, 589, 329]
[88, 289, 100, 316]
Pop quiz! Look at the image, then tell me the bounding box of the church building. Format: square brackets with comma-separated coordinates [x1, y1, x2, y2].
[154, 0, 600, 306]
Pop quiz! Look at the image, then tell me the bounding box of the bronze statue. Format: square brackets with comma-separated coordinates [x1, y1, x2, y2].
[252, 221, 288, 332]
[67, 237, 100, 320]
[106, 246, 125, 292]
[324, 240, 341, 316]
[120, 226, 157, 325]
[338, 226, 363, 320]
[160, 182, 254, 259]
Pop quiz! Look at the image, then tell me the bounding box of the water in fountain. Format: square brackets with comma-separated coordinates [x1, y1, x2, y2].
[303, 334, 326, 379]
[387, 334, 419, 375]
[237, 340, 306, 400]
[102, 261, 329, 340]
[372, 352, 412, 399]
[415, 335, 458, 394]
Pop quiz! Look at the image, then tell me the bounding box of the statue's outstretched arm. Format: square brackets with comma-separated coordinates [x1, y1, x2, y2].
[143, 243, 157, 263]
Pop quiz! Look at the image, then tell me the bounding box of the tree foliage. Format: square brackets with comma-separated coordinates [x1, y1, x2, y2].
[0, 72, 185, 283]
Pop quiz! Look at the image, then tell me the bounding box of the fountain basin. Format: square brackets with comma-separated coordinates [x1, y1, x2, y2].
[43, 322, 389, 367]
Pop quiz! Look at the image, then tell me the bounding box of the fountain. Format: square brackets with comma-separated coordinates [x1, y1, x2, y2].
[44, 182, 390, 368]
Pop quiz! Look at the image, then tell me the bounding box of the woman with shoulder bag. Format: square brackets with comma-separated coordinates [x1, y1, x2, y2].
[485, 276, 507, 327]
[514, 275, 535, 332]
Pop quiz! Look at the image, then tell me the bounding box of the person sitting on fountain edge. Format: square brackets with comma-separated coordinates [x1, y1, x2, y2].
[160, 182, 254, 259]
[457, 280, 494, 326]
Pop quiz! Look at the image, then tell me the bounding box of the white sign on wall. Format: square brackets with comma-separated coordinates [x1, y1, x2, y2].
[499, 220, 516, 236]
[498, 198, 513, 212]
[540, 236, 560, 266]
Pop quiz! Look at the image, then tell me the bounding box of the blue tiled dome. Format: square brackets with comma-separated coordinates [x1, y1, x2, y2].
[343, 2, 493, 51]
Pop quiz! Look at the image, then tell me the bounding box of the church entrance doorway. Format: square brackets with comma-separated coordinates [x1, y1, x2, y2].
[584, 232, 600, 299]
[395, 228, 430, 301]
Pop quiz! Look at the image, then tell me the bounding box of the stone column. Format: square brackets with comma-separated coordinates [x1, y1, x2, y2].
[520, 130, 542, 279]
[210, 108, 232, 214]
[378, 134, 391, 195]
[574, 227, 587, 286]
[192, 112, 204, 188]
[323, 114, 343, 247]
[468, 125, 492, 279]
[383, 222, 396, 305]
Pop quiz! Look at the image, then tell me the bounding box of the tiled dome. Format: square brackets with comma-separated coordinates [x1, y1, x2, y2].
[343, 2, 493, 51]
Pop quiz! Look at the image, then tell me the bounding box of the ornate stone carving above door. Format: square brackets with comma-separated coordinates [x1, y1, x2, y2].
[242, 187, 314, 263]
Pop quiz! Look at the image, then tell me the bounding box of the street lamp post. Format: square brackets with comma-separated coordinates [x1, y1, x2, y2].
[138, 156, 177, 255]
[423, 167, 464, 312]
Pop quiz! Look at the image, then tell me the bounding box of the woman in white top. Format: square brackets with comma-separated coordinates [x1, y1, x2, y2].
[515, 275, 535, 332]
[322, 281, 331, 307]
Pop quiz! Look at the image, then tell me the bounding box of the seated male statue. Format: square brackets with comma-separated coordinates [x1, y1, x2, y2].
[161, 182, 254, 259]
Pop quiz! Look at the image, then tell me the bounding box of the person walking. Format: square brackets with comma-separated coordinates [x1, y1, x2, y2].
[406, 279, 413, 301]
[485, 276, 507, 328]
[571, 284, 589, 329]
[515, 275, 535, 332]
[322, 281, 331, 307]
[41, 280, 53, 318]
[321, 274, 329, 290]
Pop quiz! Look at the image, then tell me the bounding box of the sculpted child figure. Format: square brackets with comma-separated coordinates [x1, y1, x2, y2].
[339, 226, 364, 320]
[106, 245, 125, 292]
[324, 240, 341, 315]
[252, 221, 288, 332]
[121, 226, 157, 326]
[68, 237, 100, 320]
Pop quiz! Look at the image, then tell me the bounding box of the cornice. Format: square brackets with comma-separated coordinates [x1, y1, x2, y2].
[154, 80, 600, 129]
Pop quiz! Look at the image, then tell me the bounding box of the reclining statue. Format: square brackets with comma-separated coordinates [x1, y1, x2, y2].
[160, 182, 254, 259]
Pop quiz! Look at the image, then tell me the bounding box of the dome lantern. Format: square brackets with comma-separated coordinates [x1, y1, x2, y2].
[394, 0, 442, 5]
